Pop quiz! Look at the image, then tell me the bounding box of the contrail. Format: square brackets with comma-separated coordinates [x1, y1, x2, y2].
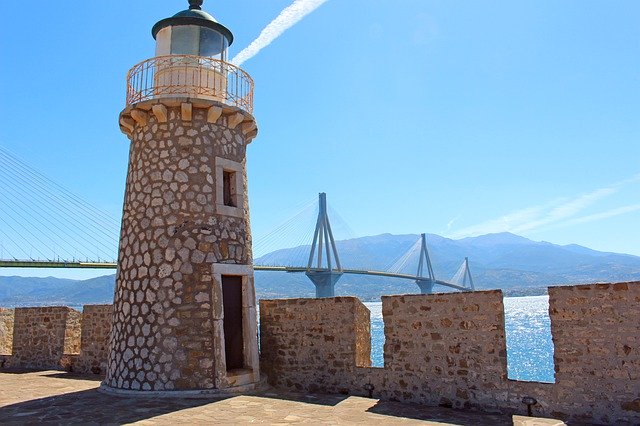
[446, 173, 640, 238]
[231, 0, 329, 66]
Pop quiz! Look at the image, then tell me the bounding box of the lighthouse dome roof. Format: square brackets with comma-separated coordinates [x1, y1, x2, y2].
[151, 1, 233, 45]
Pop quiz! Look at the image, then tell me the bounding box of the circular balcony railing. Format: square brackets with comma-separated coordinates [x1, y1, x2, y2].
[125, 55, 254, 114]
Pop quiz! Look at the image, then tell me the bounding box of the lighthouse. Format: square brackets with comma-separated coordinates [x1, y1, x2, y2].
[103, 0, 260, 394]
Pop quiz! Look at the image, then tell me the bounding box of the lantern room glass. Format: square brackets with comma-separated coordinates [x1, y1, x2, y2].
[155, 26, 228, 61]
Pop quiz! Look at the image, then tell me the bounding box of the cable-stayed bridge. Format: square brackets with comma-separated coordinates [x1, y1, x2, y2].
[0, 147, 474, 297]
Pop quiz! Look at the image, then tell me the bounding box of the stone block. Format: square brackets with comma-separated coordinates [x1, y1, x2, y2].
[75, 304, 113, 375]
[0, 308, 14, 355]
[260, 296, 371, 394]
[152, 104, 168, 123]
[10, 306, 81, 370]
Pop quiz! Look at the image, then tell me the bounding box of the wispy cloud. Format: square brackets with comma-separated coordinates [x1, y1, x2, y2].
[447, 174, 640, 238]
[231, 0, 330, 66]
[445, 215, 461, 232]
[543, 204, 640, 230]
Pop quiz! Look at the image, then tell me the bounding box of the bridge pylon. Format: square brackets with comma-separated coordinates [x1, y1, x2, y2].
[415, 233, 436, 294]
[461, 257, 475, 290]
[306, 193, 343, 297]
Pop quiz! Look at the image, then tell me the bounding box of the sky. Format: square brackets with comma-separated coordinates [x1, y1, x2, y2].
[0, 0, 638, 279]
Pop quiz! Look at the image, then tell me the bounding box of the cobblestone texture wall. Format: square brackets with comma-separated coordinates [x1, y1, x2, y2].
[546, 282, 640, 423]
[260, 283, 640, 425]
[106, 103, 258, 392]
[0, 308, 14, 355]
[260, 297, 370, 394]
[75, 305, 113, 375]
[379, 291, 508, 410]
[8, 307, 81, 369]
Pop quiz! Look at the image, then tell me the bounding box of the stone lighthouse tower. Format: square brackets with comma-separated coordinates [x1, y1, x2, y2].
[103, 0, 259, 394]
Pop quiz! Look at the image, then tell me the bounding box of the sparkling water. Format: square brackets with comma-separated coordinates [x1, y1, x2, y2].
[365, 295, 555, 383]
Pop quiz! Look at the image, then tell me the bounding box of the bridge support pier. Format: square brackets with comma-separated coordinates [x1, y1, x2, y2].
[415, 279, 434, 294]
[306, 271, 343, 298]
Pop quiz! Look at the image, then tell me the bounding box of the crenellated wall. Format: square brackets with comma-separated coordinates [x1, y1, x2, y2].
[260, 282, 640, 425]
[0, 305, 112, 374]
[378, 291, 509, 411]
[8, 307, 82, 370]
[74, 305, 113, 375]
[546, 283, 640, 421]
[0, 308, 14, 356]
[1, 282, 638, 424]
[260, 297, 371, 394]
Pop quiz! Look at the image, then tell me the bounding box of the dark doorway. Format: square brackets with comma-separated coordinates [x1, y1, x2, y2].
[222, 275, 244, 370]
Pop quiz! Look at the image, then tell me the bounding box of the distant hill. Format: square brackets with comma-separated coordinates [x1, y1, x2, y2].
[254, 232, 640, 299]
[1, 232, 639, 305]
[0, 275, 115, 307]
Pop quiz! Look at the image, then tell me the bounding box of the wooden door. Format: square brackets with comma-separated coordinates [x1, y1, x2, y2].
[222, 275, 244, 370]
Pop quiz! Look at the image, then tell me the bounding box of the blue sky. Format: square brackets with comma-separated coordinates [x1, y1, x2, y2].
[0, 1, 638, 279]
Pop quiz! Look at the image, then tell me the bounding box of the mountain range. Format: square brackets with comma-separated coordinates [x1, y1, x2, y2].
[1, 232, 639, 305]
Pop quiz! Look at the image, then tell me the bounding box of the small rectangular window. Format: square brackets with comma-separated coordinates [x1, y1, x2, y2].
[223, 170, 236, 207]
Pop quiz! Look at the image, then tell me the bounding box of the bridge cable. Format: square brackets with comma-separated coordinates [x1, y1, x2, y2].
[0, 155, 120, 244]
[386, 237, 421, 274]
[0, 208, 50, 260]
[0, 146, 120, 228]
[0, 171, 116, 260]
[0, 225, 32, 260]
[0, 148, 120, 230]
[0, 146, 119, 261]
[252, 196, 317, 261]
[0, 172, 117, 261]
[0, 152, 121, 240]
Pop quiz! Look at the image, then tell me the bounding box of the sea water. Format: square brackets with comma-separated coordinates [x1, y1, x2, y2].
[364, 295, 555, 383]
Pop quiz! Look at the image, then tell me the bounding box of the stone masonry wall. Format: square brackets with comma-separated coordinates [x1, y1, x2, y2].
[106, 102, 258, 392]
[0, 305, 114, 374]
[0, 308, 14, 355]
[546, 282, 640, 423]
[8, 307, 81, 369]
[260, 283, 640, 425]
[74, 305, 113, 375]
[260, 297, 371, 394]
[2, 282, 638, 423]
[379, 291, 508, 411]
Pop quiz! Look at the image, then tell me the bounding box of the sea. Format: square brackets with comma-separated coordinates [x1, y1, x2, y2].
[365, 295, 555, 383]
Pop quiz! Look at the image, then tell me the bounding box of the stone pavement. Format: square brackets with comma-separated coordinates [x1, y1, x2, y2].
[0, 370, 563, 425]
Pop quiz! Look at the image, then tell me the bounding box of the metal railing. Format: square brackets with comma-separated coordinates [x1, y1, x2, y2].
[126, 55, 254, 113]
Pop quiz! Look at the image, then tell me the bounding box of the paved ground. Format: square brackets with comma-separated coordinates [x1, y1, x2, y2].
[0, 370, 562, 425]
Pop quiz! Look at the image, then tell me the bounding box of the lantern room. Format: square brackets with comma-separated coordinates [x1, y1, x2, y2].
[151, 0, 234, 61]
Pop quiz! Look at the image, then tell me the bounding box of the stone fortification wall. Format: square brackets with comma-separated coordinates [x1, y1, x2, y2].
[2, 282, 638, 423]
[260, 297, 370, 394]
[546, 282, 640, 422]
[260, 282, 640, 425]
[0, 308, 14, 355]
[8, 307, 82, 369]
[0, 305, 112, 374]
[74, 305, 113, 375]
[380, 291, 508, 411]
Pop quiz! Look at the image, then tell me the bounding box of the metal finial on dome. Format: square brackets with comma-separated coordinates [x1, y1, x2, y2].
[189, 0, 203, 10]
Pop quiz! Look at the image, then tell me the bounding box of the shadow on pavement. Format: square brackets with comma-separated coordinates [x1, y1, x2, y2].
[0, 388, 226, 424]
[250, 389, 349, 407]
[366, 399, 512, 425]
[41, 371, 104, 381]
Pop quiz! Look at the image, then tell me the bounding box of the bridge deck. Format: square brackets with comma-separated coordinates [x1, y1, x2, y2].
[0, 261, 468, 291]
